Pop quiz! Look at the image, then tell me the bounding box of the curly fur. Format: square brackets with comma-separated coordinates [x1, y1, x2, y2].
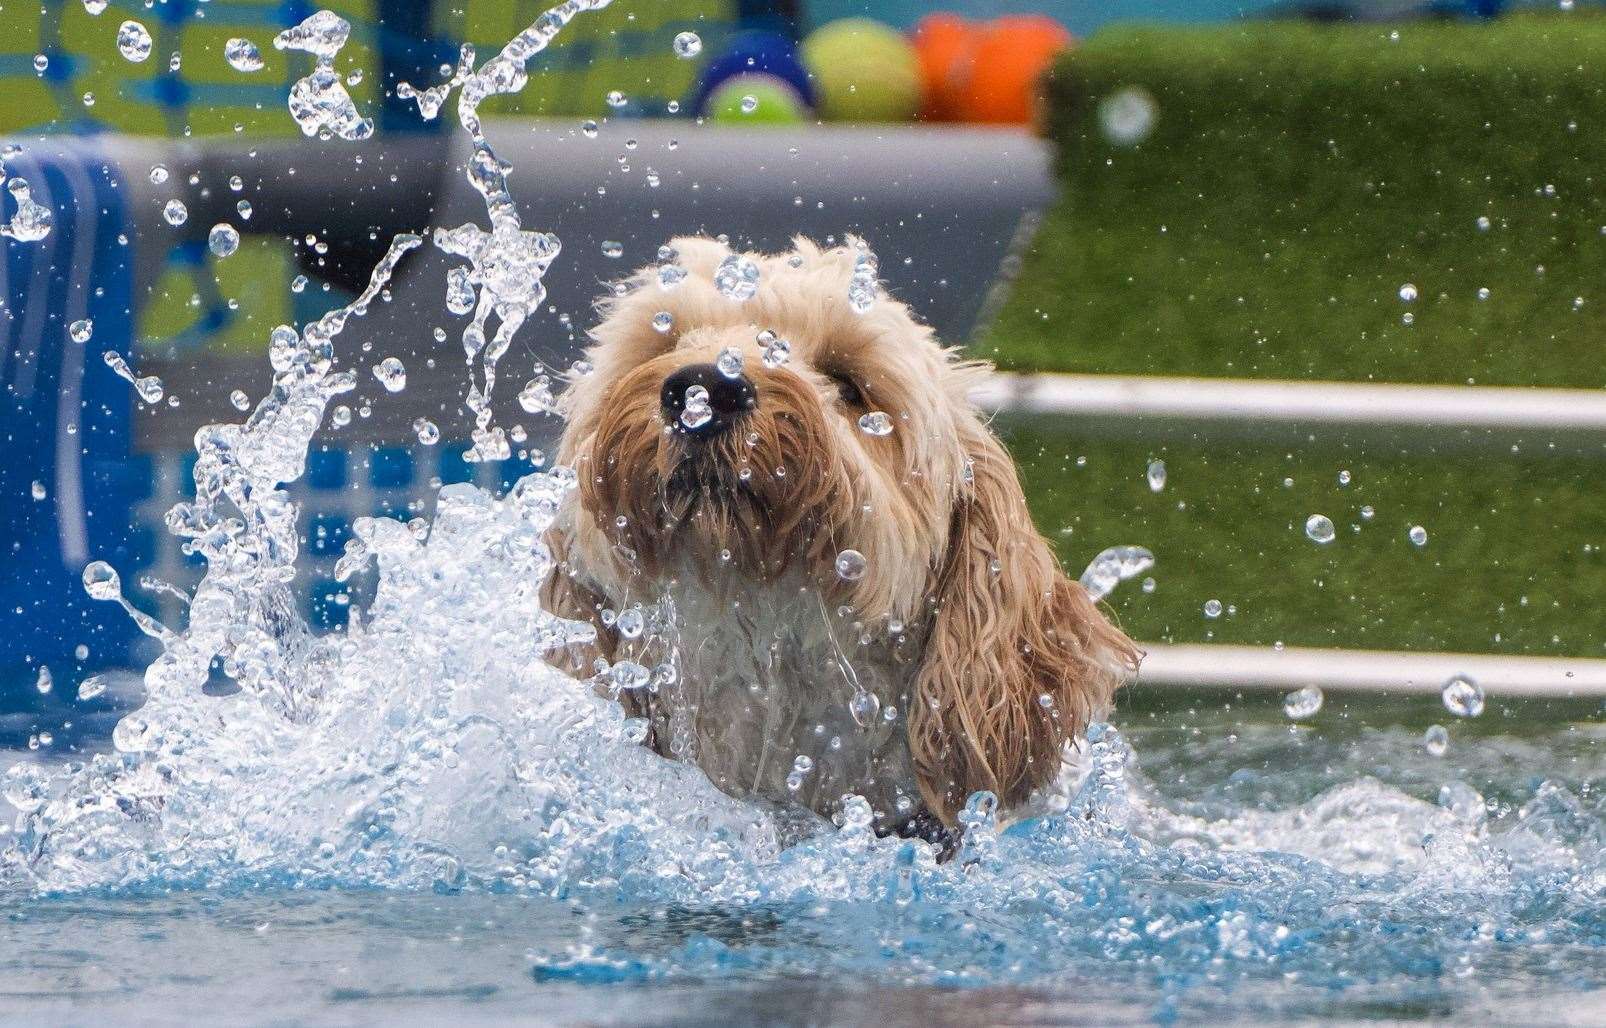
[544, 235, 1140, 831]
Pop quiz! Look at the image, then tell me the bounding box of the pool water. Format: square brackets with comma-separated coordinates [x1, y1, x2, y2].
[4, 691, 1600, 1025]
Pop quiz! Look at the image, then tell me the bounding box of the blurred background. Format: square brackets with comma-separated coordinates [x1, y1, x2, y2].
[4, 0, 1604, 748]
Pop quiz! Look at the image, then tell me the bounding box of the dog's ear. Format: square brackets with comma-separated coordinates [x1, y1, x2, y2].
[907, 427, 1140, 823]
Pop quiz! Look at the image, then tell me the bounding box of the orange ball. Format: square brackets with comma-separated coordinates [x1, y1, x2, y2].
[912, 13, 977, 122]
[954, 15, 1074, 126]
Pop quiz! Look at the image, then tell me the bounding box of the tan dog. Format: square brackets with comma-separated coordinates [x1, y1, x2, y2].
[544, 235, 1137, 844]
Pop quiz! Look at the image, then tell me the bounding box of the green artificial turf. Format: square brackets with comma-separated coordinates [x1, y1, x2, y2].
[1000, 419, 1606, 657]
[983, 14, 1606, 387]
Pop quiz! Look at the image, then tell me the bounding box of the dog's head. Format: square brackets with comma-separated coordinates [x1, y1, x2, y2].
[555, 235, 1138, 820]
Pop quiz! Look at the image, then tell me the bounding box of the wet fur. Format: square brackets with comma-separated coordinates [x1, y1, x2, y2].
[543, 236, 1140, 831]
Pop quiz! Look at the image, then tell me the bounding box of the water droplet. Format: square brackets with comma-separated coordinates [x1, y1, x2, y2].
[1441, 674, 1484, 718]
[1203, 598, 1223, 619]
[673, 31, 703, 59]
[1408, 525, 1428, 547]
[848, 245, 878, 313]
[117, 20, 153, 63]
[1360, 505, 1375, 521]
[1439, 781, 1484, 823]
[82, 561, 121, 601]
[1398, 282, 1418, 303]
[1305, 514, 1336, 544]
[858, 411, 893, 436]
[163, 199, 188, 226]
[208, 223, 240, 258]
[1098, 86, 1157, 145]
[608, 660, 650, 691]
[759, 332, 790, 368]
[69, 319, 93, 343]
[33, 54, 47, 74]
[600, 240, 623, 259]
[1079, 546, 1154, 602]
[274, 12, 373, 141]
[237, 199, 253, 220]
[716, 347, 744, 379]
[82, 0, 108, 14]
[103, 350, 164, 403]
[77, 675, 107, 701]
[373, 356, 406, 392]
[225, 37, 264, 72]
[739, 94, 759, 114]
[230, 389, 250, 411]
[848, 690, 880, 727]
[148, 165, 168, 185]
[1337, 469, 1351, 487]
[651, 311, 673, 333]
[834, 549, 868, 581]
[1282, 684, 1323, 720]
[615, 607, 645, 639]
[680, 384, 712, 430]
[518, 377, 555, 414]
[643, 265, 686, 297]
[1476, 215, 1491, 231]
[714, 254, 760, 301]
[35, 666, 53, 695]
[413, 418, 440, 445]
[1146, 459, 1166, 492]
[605, 90, 627, 109]
[31, 480, 46, 501]
[2, 178, 53, 241]
[1423, 723, 1449, 756]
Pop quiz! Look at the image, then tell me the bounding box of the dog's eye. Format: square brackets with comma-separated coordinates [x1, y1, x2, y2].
[829, 372, 866, 408]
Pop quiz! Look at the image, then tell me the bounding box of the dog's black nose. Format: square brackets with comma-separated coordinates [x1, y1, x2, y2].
[661, 362, 756, 435]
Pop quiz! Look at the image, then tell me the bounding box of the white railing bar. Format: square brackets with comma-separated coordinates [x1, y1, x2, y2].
[1135, 642, 1606, 698]
[974, 373, 1606, 434]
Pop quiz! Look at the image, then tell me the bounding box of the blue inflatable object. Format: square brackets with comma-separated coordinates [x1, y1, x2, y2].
[688, 29, 815, 117]
[1, 142, 143, 697]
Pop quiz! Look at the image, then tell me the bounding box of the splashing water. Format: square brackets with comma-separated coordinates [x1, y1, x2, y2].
[1079, 544, 1155, 602]
[394, 1, 613, 461]
[102, 350, 164, 404]
[3, 7, 1602, 1019]
[274, 11, 374, 141]
[848, 241, 879, 313]
[1, 155, 53, 242]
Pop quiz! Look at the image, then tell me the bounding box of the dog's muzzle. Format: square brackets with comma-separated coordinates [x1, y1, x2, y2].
[661, 363, 756, 437]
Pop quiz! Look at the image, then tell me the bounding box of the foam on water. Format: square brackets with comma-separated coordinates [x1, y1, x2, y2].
[1, 4, 1601, 1010]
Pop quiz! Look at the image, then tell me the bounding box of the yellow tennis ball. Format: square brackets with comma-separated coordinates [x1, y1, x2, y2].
[801, 18, 921, 122]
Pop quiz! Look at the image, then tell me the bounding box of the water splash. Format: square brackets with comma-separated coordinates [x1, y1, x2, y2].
[274, 11, 374, 141]
[2, 165, 53, 242]
[1079, 545, 1154, 602]
[102, 350, 165, 404]
[394, 0, 612, 461]
[3, 10, 1600, 1016]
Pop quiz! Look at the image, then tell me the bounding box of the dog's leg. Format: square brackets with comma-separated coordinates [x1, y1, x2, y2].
[888, 808, 961, 862]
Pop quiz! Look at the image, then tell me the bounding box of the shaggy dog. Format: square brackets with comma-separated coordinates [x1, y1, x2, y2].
[543, 235, 1138, 845]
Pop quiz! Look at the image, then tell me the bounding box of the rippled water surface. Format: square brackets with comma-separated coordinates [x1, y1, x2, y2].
[4, 692, 1600, 1026]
